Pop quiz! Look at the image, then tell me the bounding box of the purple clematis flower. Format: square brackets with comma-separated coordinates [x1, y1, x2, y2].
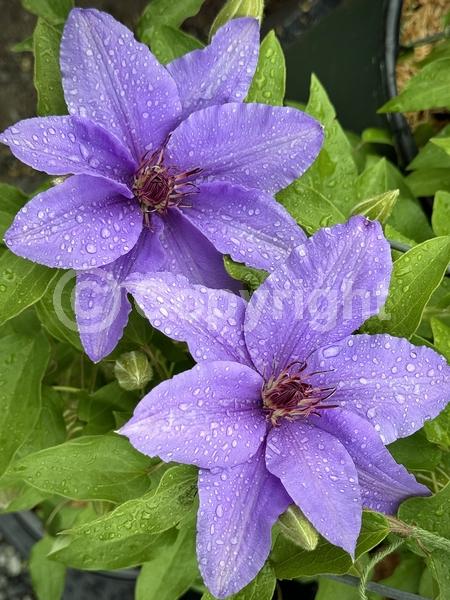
[119, 216, 450, 598]
[1, 8, 323, 362]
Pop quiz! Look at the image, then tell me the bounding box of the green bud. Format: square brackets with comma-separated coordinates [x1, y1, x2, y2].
[114, 351, 153, 391]
[277, 505, 319, 551]
[352, 189, 399, 224]
[210, 0, 264, 38]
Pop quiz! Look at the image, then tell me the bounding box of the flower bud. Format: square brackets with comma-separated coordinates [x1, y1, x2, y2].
[278, 505, 319, 551]
[114, 351, 153, 391]
[210, 0, 264, 37]
[352, 189, 399, 224]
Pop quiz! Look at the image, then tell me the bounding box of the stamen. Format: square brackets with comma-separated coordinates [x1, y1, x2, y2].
[262, 362, 337, 426]
[132, 148, 201, 225]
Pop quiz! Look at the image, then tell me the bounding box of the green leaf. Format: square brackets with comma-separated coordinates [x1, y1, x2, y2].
[432, 191, 450, 237]
[144, 25, 203, 64]
[363, 236, 450, 338]
[0, 331, 50, 476]
[380, 57, 450, 112]
[210, 0, 264, 37]
[78, 382, 137, 435]
[0, 183, 27, 241]
[35, 271, 82, 350]
[136, 520, 199, 600]
[246, 30, 285, 105]
[409, 125, 450, 171]
[29, 536, 66, 600]
[357, 158, 433, 243]
[388, 431, 442, 472]
[0, 252, 57, 326]
[361, 127, 393, 146]
[431, 317, 450, 361]
[407, 168, 450, 197]
[201, 564, 276, 600]
[22, 0, 73, 24]
[138, 0, 204, 40]
[286, 75, 358, 219]
[224, 256, 267, 290]
[378, 551, 426, 597]
[13, 434, 154, 503]
[33, 19, 66, 115]
[399, 483, 450, 599]
[271, 511, 389, 579]
[50, 466, 198, 569]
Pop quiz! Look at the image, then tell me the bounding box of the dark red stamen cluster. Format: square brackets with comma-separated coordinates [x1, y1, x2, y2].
[132, 148, 201, 226]
[262, 361, 337, 426]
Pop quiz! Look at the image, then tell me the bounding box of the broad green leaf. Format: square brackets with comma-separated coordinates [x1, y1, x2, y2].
[315, 577, 360, 600]
[210, 0, 264, 37]
[13, 434, 154, 503]
[399, 483, 450, 599]
[136, 521, 199, 600]
[246, 30, 285, 105]
[357, 157, 433, 242]
[271, 511, 389, 579]
[364, 237, 450, 338]
[29, 536, 66, 600]
[0, 331, 50, 476]
[0, 251, 57, 326]
[380, 57, 450, 112]
[0, 183, 27, 240]
[407, 168, 450, 197]
[278, 183, 346, 234]
[286, 75, 358, 219]
[145, 25, 203, 64]
[202, 564, 276, 600]
[50, 466, 198, 569]
[34, 19, 66, 115]
[22, 0, 73, 24]
[432, 191, 450, 237]
[138, 0, 204, 40]
[224, 256, 267, 290]
[388, 431, 442, 472]
[409, 125, 450, 171]
[378, 552, 425, 597]
[35, 271, 82, 350]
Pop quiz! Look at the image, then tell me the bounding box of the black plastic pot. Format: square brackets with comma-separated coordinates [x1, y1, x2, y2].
[265, 0, 416, 165]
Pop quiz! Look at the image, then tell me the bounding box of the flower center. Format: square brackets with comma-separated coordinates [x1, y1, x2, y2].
[262, 362, 337, 426]
[132, 148, 201, 226]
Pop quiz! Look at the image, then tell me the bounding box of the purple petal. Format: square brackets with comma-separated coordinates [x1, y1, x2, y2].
[119, 361, 266, 469]
[197, 445, 290, 598]
[125, 272, 253, 366]
[166, 103, 323, 194]
[5, 175, 142, 269]
[265, 421, 361, 555]
[311, 409, 430, 514]
[61, 8, 181, 161]
[180, 181, 305, 271]
[307, 333, 450, 444]
[160, 209, 241, 291]
[167, 18, 259, 119]
[0, 116, 136, 184]
[244, 217, 392, 376]
[76, 227, 165, 362]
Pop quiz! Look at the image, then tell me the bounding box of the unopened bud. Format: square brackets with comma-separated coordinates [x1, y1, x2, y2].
[278, 505, 319, 551]
[114, 351, 153, 391]
[210, 0, 264, 37]
[352, 189, 399, 224]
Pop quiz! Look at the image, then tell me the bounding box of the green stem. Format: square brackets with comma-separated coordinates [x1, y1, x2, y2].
[359, 537, 404, 600]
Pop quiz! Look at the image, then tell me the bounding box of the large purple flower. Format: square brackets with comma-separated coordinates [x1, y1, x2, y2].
[120, 216, 450, 598]
[1, 8, 323, 362]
